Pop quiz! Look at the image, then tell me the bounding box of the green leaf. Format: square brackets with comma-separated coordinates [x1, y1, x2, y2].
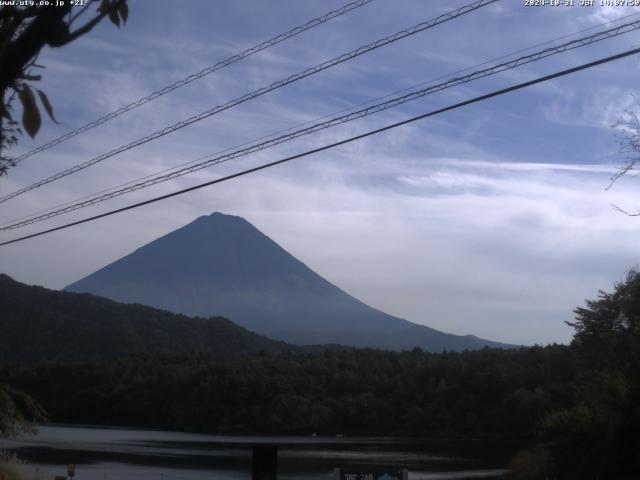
[108, 5, 120, 27]
[37, 89, 59, 124]
[118, 1, 128, 24]
[19, 85, 41, 139]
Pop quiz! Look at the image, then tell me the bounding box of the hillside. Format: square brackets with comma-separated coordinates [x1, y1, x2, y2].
[0, 274, 295, 361]
[66, 212, 514, 351]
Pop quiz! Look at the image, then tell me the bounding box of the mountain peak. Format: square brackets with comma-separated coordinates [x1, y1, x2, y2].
[197, 211, 246, 222]
[184, 211, 251, 229]
[175, 211, 263, 242]
[65, 214, 514, 351]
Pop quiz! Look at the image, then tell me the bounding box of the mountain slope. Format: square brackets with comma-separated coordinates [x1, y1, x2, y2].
[0, 274, 295, 361]
[66, 212, 513, 351]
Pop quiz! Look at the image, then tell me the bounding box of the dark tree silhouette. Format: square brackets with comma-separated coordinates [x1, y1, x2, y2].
[610, 100, 640, 216]
[511, 271, 640, 479]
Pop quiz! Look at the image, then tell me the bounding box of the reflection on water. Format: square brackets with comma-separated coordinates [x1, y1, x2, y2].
[1, 425, 511, 480]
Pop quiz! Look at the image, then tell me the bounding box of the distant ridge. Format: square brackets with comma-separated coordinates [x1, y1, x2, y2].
[0, 273, 295, 361]
[66, 212, 514, 351]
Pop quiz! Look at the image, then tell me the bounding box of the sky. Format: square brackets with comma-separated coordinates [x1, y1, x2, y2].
[2, 0, 640, 345]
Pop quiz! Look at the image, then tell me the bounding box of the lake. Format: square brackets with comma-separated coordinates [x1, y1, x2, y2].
[0, 425, 514, 480]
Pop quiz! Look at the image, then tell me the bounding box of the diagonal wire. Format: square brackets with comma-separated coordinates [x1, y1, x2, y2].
[0, 0, 499, 205]
[3, 17, 640, 231]
[6, 9, 638, 229]
[2, 45, 639, 247]
[7, 0, 375, 165]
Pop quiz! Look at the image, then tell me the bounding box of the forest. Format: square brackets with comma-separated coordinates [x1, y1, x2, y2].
[0, 273, 295, 361]
[0, 345, 573, 437]
[2, 270, 640, 479]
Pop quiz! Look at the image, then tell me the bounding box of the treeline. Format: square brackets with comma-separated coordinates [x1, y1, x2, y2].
[0, 345, 574, 437]
[0, 273, 295, 361]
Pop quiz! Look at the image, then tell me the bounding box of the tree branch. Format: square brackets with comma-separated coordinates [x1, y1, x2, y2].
[69, 0, 98, 24]
[0, 5, 72, 92]
[60, 11, 108, 45]
[48, 0, 126, 47]
[611, 204, 640, 217]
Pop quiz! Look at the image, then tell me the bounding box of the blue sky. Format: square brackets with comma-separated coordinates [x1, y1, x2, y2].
[1, 0, 640, 345]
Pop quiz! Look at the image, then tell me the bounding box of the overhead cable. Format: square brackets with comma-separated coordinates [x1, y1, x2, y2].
[4, 17, 639, 230]
[2, 45, 639, 247]
[0, 0, 499, 205]
[8, 9, 638, 230]
[7, 0, 375, 165]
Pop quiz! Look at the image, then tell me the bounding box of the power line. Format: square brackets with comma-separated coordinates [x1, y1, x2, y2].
[10, 3, 637, 229]
[0, 0, 498, 206]
[2, 45, 638, 247]
[7, 0, 375, 166]
[7, 9, 638, 230]
[4, 17, 639, 230]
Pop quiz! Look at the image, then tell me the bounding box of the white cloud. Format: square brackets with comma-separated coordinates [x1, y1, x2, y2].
[543, 86, 640, 129]
[585, 5, 639, 24]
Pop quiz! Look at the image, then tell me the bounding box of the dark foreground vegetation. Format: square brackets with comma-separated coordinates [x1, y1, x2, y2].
[2, 271, 640, 478]
[1, 346, 573, 437]
[0, 273, 295, 361]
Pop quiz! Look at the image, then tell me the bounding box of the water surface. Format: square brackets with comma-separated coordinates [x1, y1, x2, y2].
[1, 425, 512, 480]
